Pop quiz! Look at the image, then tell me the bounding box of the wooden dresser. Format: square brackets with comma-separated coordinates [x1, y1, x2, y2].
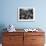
[2, 31, 45, 46]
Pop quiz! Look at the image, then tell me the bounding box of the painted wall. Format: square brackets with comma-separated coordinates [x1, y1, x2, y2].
[0, 0, 46, 31]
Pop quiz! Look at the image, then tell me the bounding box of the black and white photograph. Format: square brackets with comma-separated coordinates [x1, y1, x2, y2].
[18, 7, 35, 21]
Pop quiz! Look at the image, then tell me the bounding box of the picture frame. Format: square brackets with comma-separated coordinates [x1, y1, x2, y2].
[18, 7, 35, 21]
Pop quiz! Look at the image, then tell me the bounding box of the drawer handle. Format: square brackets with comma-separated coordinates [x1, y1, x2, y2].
[9, 38, 13, 40]
[9, 38, 12, 40]
[32, 39, 36, 40]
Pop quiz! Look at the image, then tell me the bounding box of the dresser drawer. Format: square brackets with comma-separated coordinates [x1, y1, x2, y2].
[32, 44, 44, 46]
[32, 36, 45, 44]
[3, 42, 23, 46]
[3, 32, 23, 36]
[3, 35, 23, 44]
[24, 32, 44, 36]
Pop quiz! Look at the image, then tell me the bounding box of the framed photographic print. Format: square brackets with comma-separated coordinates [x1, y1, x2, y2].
[18, 7, 35, 21]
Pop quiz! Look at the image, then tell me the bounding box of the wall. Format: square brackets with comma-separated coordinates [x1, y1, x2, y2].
[0, 0, 46, 30]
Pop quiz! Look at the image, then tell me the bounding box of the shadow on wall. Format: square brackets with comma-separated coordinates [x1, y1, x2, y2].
[0, 24, 7, 43]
